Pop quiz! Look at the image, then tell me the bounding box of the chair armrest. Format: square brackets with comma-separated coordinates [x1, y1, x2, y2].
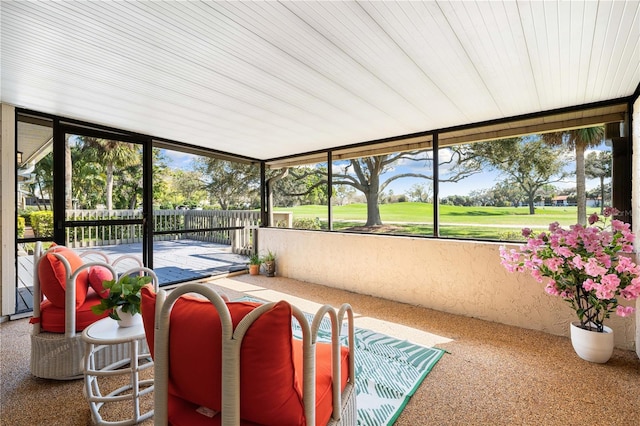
[309, 303, 355, 423]
[79, 250, 110, 263]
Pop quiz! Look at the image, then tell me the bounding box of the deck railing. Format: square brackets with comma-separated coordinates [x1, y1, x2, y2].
[64, 209, 261, 255]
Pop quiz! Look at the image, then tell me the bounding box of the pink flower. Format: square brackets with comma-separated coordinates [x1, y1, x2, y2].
[524, 256, 542, 270]
[582, 278, 597, 291]
[588, 213, 599, 225]
[601, 274, 621, 291]
[553, 246, 574, 258]
[545, 281, 560, 296]
[521, 228, 532, 238]
[611, 219, 628, 232]
[500, 260, 517, 273]
[615, 257, 635, 274]
[595, 286, 615, 300]
[548, 222, 560, 232]
[544, 257, 564, 272]
[584, 258, 607, 277]
[564, 232, 579, 247]
[596, 253, 612, 269]
[531, 269, 543, 282]
[603, 206, 619, 217]
[571, 255, 584, 269]
[616, 305, 635, 317]
[560, 289, 574, 299]
[621, 277, 640, 300]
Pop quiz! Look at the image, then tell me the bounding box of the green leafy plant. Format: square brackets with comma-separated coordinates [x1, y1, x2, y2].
[249, 253, 262, 265]
[263, 250, 276, 262]
[91, 274, 153, 320]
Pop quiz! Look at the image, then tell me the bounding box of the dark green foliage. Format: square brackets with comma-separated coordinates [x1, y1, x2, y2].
[91, 274, 153, 320]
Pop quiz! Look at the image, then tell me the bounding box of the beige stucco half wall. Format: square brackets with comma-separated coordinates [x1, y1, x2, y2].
[259, 227, 637, 351]
[633, 95, 640, 358]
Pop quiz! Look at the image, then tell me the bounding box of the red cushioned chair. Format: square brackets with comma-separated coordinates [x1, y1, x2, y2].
[141, 283, 356, 425]
[29, 242, 148, 380]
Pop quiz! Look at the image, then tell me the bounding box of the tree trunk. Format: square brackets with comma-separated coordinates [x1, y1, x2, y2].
[266, 169, 289, 226]
[106, 163, 114, 210]
[575, 143, 587, 225]
[599, 176, 605, 214]
[64, 137, 73, 210]
[364, 177, 382, 226]
[527, 193, 536, 215]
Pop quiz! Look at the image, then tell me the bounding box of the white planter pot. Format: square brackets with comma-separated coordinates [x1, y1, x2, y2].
[115, 307, 142, 328]
[570, 322, 614, 363]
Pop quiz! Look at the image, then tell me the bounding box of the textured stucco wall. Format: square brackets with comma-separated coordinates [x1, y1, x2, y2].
[259, 228, 636, 350]
[632, 96, 640, 358]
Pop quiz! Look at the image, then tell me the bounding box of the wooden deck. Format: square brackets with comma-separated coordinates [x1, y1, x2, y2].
[16, 240, 250, 314]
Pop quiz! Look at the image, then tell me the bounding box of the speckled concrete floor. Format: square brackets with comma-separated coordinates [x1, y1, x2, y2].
[2, 273, 639, 425]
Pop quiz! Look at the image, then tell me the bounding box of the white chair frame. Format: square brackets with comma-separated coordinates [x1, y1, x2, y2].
[30, 242, 153, 380]
[153, 283, 357, 425]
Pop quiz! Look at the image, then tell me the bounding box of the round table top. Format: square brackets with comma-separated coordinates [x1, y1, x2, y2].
[82, 316, 146, 344]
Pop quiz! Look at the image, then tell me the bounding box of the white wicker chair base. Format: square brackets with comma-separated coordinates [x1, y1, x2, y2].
[30, 333, 85, 380]
[328, 383, 357, 426]
[30, 331, 149, 380]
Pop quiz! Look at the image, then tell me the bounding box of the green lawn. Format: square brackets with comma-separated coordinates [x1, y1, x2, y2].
[274, 202, 587, 240]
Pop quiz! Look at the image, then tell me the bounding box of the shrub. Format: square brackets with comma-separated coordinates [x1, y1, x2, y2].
[293, 217, 321, 230]
[17, 216, 25, 238]
[30, 211, 54, 238]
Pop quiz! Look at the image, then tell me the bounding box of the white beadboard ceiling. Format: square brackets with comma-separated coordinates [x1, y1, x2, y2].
[1, 1, 639, 161]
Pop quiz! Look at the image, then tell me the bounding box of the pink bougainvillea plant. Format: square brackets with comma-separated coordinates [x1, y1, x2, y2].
[500, 207, 640, 332]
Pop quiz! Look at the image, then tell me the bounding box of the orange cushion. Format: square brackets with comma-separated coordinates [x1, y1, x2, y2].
[292, 339, 350, 426]
[40, 290, 109, 333]
[38, 246, 89, 308]
[140, 286, 305, 426]
[141, 284, 157, 357]
[89, 265, 113, 298]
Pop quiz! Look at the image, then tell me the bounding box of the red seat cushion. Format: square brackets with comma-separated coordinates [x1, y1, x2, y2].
[40, 290, 109, 333]
[141, 285, 158, 357]
[38, 246, 89, 308]
[166, 396, 262, 426]
[292, 339, 350, 426]
[141, 285, 305, 425]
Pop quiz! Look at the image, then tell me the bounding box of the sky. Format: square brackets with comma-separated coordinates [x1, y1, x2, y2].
[161, 144, 611, 199]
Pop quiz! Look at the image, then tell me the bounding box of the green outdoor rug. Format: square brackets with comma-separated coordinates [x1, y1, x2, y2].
[239, 297, 446, 426]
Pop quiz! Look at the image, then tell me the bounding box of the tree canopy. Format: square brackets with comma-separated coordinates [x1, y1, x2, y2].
[453, 137, 571, 214]
[194, 158, 260, 210]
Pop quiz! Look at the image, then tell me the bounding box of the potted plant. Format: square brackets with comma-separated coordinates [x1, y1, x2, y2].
[248, 253, 262, 275]
[91, 274, 153, 327]
[263, 250, 276, 277]
[499, 207, 640, 363]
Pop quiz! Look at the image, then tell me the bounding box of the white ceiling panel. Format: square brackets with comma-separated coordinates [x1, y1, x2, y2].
[1, 0, 639, 160]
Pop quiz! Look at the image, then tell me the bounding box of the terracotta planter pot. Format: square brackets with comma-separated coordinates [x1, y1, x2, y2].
[249, 264, 260, 275]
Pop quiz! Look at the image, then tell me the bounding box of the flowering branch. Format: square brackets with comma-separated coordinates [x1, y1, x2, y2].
[500, 207, 640, 332]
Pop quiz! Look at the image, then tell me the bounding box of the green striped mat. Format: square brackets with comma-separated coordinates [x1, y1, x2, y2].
[239, 297, 446, 425]
[347, 328, 445, 425]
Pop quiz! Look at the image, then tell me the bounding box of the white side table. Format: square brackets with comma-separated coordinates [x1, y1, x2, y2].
[82, 317, 154, 425]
